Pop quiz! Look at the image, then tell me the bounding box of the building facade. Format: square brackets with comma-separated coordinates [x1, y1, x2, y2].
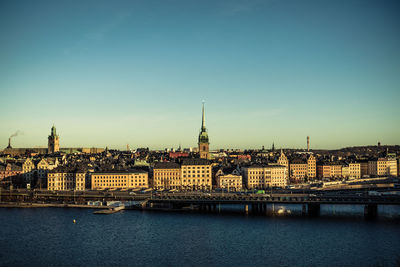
[153, 162, 181, 190]
[216, 174, 242, 191]
[368, 158, 398, 176]
[91, 170, 148, 190]
[47, 169, 86, 191]
[181, 159, 212, 190]
[22, 158, 35, 183]
[317, 163, 342, 179]
[242, 165, 287, 189]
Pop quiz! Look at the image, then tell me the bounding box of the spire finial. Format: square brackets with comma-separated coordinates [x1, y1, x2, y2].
[201, 101, 205, 130]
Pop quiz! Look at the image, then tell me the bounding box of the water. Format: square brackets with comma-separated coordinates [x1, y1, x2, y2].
[1, 208, 400, 266]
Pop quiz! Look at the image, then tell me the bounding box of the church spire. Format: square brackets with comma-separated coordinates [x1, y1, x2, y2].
[201, 101, 205, 131]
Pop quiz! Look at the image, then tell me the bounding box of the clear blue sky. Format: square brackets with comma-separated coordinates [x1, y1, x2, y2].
[1, 0, 399, 150]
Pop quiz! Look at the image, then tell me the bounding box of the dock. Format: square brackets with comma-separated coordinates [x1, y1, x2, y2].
[93, 206, 125, 214]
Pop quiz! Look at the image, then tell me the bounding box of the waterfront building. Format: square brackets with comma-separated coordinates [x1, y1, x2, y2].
[349, 163, 361, 178]
[153, 162, 181, 190]
[47, 168, 86, 191]
[359, 161, 369, 177]
[316, 163, 342, 179]
[215, 167, 242, 191]
[36, 158, 59, 185]
[216, 174, 242, 191]
[181, 158, 212, 190]
[307, 154, 316, 179]
[289, 159, 308, 180]
[242, 165, 287, 189]
[91, 170, 148, 190]
[287, 154, 316, 181]
[342, 165, 350, 178]
[368, 158, 398, 176]
[48, 125, 60, 154]
[198, 103, 209, 159]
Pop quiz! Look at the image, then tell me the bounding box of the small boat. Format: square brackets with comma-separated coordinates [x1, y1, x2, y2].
[276, 208, 291, 215]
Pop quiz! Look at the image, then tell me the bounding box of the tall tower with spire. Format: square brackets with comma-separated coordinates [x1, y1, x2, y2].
[48, 125, 60, 154]
[198, 102, 209, 159]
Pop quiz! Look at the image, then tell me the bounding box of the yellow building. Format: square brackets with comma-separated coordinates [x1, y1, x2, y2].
[317, 163, 342, 179]
[22, 158, 35, 183]
[36, 158, 59, 186]
[153, 162, 181, 190]
[216, 174, 242, 191]
[342, 165, 350, 178]
[47, 169, 86, 191]
[242, 165, 287, 189]
[307, 154, 316, 179]
[91, 170, 148, 190]
[349, 163, 361, 178]
[368, 158, 398, 176]
[181, 159, 212, 190]
[289, 159, 308, 180]
[288, 154, 316, 181]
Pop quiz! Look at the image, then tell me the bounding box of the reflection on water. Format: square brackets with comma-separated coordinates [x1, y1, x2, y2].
[0, 207, 399, 266]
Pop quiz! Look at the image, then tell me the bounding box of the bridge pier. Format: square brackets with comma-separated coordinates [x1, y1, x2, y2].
[308, 204, 320, 217]
[302, 204, 307, 216]
[244, 204, 249, 215]
[364, 204, 378, 219]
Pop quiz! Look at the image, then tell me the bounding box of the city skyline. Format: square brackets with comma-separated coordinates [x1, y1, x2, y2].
[1, 0, 400, 149]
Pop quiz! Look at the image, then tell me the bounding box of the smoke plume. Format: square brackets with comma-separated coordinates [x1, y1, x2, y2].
[10, 130, 24, 138]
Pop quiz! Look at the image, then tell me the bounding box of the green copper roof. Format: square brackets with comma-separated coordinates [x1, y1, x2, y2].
[198, 102, 209, 143]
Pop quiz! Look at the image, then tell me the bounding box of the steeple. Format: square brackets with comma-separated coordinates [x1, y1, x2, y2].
[48, 124, 60, 154]
[201, 101, 206, 131]
[51, 125, 57, 137]
[198, 101, 209, 159]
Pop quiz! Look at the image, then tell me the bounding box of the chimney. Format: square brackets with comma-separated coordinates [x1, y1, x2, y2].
[7, 137, 12, 149]
[307, 136, 310, 152]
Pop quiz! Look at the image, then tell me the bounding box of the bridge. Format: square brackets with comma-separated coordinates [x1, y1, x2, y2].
[147, 193, 400, 218]
[2, 189, 400, 218]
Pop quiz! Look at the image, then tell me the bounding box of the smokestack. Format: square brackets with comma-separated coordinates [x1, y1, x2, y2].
[307, 136, 310, 152]
[7, 138, 12, 149]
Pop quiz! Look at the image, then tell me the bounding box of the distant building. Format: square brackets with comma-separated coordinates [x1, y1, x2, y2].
[0, 163, 22, 181]
[359, 161, 369, 177]
[47, 168, 86, 191]
[198, 103, 209, 159]
[242, 165, 287, 189]
[216, 174, 242, 191]
[48, 125, 60, 154]
[22, 158, 35, 183]
[289, 159, 307, 180]
[169, 152, 189, 159]
[277, 150, 289, 168]
[317, 163, 342, 179]
[36, 158, 59, 186]
[215, 167, 242, 191]
[181, 158, 212, 190]
[153, 162, 181, 190]
[368, 158, 398, 176]
[91, 170, 149, 190]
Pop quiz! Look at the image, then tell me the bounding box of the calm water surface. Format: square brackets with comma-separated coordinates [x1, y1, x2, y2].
[0, 208, 400, 266]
